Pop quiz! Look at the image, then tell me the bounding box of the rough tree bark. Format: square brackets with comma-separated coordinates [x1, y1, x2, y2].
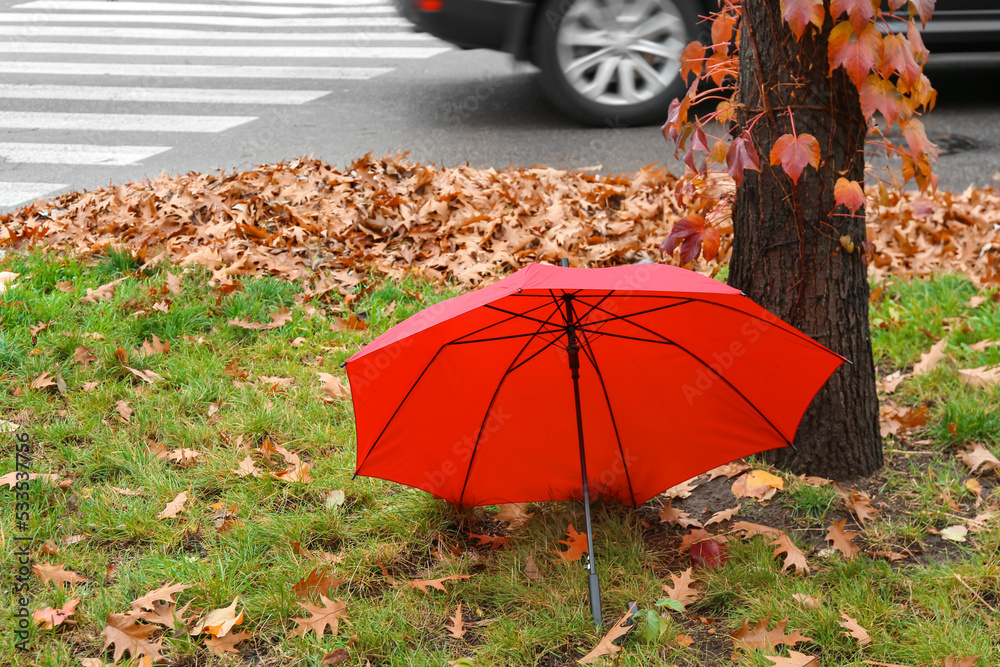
[727, 0, 882, 479]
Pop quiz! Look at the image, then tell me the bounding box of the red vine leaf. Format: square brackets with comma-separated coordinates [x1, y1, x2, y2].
[879, 33, 921, 89]
[711, 9, 736, 55]
[834, 178, 866, 213]
[902, 118, 938, 162]
[859, 74, 906, 127]
[769, 134, 821, 184]
[660, 214, 718, 264]
[780, 0, 825, 41]
[706, 52, 736, 86]
[680, 41, 706, 80]
[831, 0, 877, 33]
[907, 0, 936, 27]
[907, 20, 929, 63]
[828, 21, 882, 89]
[726, 133, 760, 186]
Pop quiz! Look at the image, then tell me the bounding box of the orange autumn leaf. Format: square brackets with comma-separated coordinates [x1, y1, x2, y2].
[834, 178, 866, 213]
[825, 519, 861, 559]
[780, 0, 825, 40]
[577, 611, 634, 664]
[33, 563, 89, 587]
[289, 595, 347, 638]
[34, 598, 80, 629]
[828, 20, 882, 88]
[769, 134, 821, 184]
[552, 524, 589, 563]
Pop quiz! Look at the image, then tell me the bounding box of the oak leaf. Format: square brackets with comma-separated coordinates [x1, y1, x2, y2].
[769, 134, 821, 184]
[227, 309, 292, 330]
[318, 372, 350, 402]
[206, 630, 252, 656]
[82, 277, 126, 304]
[131, 582, 190, 612]
[732, 470, 784, 500]
[404, 574, 471, 594]
[846, 489, 881, 526]
[293, 567, 344, 600]
[156, 491, 188, 519]
[658, 501, 702, 528]
[959, 443, 999, 474]
[495, 503, 534, 529]
[732, 616, 813, 651]
[289, 595, 347, 638]
[839, 612, 872, 645]
[764, 651, 819, 667]
[33, 562, 88, 586]
[825, 519, 860, 559]
[115, 400, 133, 422]
[771, 534, 810, 574]
[31, 371, 56, 390]
[234, 455, 264, 478]
[74, 346, 97, 366]
[780, 0, 824, 41]
[912, 338, 947, 375]
[577, 610, 634, 664]
[191, 596, 243, 637]
[705, 506, 740, 526]
[100, 611, 165, 663]
[957, 364, 1000, 389]
[446, 603, 465, 639]
[553, 524, 589, 563]
[34, 598, 79, 629]
[0, 472, 59, 488]
[662, 568, 702, 610]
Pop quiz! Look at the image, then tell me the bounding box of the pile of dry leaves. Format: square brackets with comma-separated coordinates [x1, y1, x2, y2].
[1, 154, 998, 289]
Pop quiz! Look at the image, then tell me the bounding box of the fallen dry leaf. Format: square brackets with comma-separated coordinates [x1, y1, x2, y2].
[115, 400, 133, 422]
[959, 443, 1000, 474]
[839, 612, 872, 645]
[662, 568, 702, 609]
[100, 611, 165, 663]
[0, 471, 59, 488]
[705, 506, 740, 525]
[577, 610, 634, 664]
[33, 563, 88, 586]
[942, 655, 980, 667]
[846, 489, 881, 527]
[82, 277, 126, 304]
[446, 603, 465, 639]
[763, 651, 819, 667]
[205, 630, 252, 656]
[156, 491, 188, 520]
[33, 598, 79, 629]
[293, 567, 344, 600]
[825, 519, 861, 559]
[663, 477, 700, 499]
[658, 501, 702, 528]
[0, 270, 20, 293]
[791, 594, 820, 609]
[958, 364, 1000, 388]
[191, 597, 243, 637]
[234, 455, 263, 478]
[524, 555, 542, 581]
[939, 525, 968, 542]
[553, 524, 589, 563]
[495, 503, 533, 529]
[771, 534, 810, 575]
[289, 595, 347, 638]
[31, 371, 56, 390]
[913, 339, 948, 375]
[732, 616, 813, 651]
[130, 582, 190, 612]
[318, 372, 350, 402]
[731, 470, 784, 500]
[228, 309, 292, 331]
[404, 574, 471, 594]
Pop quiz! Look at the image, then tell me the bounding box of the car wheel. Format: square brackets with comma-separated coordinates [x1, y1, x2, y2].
[533, 0, 701, 126]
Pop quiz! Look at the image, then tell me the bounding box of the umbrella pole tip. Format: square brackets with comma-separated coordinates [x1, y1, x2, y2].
[561, 258, 569, 267]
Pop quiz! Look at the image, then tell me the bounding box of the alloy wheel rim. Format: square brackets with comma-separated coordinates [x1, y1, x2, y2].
[555, 0, 688, 107]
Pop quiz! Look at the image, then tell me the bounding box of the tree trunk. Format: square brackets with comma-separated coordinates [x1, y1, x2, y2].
[728, 1, 882, 479]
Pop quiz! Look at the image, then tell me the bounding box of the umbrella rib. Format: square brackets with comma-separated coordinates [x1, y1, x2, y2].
[507, 330, 569, 374]
[579, 299, 694, 329]
[450, 300, 558, 345]
[574, 329, 676, 345]
[353, 345, 448, 476]
[577, 340, 638, 506]
[449, 329, 568, 345]
[586, 303, 795, 449]
[483, 304, 563, 330]
[457, 307, 567, 506]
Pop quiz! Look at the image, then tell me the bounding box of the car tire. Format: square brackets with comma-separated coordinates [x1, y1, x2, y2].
[532, 0, 702, 127]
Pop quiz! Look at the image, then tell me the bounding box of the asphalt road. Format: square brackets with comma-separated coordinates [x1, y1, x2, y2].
[1, 0, 998, 211]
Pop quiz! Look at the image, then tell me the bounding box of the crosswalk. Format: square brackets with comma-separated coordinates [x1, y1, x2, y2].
[0, 0, 449, 209]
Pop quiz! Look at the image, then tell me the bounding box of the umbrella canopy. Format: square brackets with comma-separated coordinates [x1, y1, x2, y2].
[346, 263, 845, 508]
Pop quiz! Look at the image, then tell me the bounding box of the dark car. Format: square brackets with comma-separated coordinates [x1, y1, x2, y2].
[394, 0, 1000, 126]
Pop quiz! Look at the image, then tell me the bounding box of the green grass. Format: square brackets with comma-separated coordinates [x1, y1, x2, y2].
[1, 252, 998, 667]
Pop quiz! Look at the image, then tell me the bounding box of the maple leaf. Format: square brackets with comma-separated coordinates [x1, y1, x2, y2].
[577, 610, 634, 664]
[731, 470, 784, 500]
[860, 75, 906, 128]
[553, 524, 589, 563]
[289, 595, 347, 638]
[959, 443, 999, 474]
[726, 132, 760, 186]
[293, 567, 344, 600]
[100, 611, 165, 664]
[763, 651, 820, 667]
[839, 612, 872, 645]
[769, 134, 821, 185]
[446, 603, 465, 639]
[33, 563, 88, 586]
[191, 596, 243, 637]
[34, 598, 79, 629]
[662, 568, 702, 610]
[825, 519, 860, 559]
[771, 534, 810, 575]
[227, 309, 292, 330]
[733, 617, 813, 651]
[157, 491, 188, 519]
[495, 503, 534, 529]
[780, 0, 824, 41]
[205, 630, 252, 656]
[658, 501, 702, 528]
[404, 574, 471, 594]
[831, 0, 877, 33]
[912, 338, 947, 375]
[828, 20, 882, 88]
[834, 178, 866, 213]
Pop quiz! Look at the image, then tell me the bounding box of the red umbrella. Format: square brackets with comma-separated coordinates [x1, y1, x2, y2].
[344, 262, 845, 627]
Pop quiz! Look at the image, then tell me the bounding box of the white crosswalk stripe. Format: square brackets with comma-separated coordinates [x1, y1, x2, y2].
[0, 0, 450, 210]
[14, 1, 395, 15]
[0, 142, 172, 165]
[0, 182, 69, 208]
[0, 26, 434, 41]
[2, 42, 451, 58]
[0, 85, 332, 105]
[0, 13, 411, 27]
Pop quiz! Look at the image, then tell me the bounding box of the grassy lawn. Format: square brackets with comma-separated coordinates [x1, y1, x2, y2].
[0, 249, 997, 666]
